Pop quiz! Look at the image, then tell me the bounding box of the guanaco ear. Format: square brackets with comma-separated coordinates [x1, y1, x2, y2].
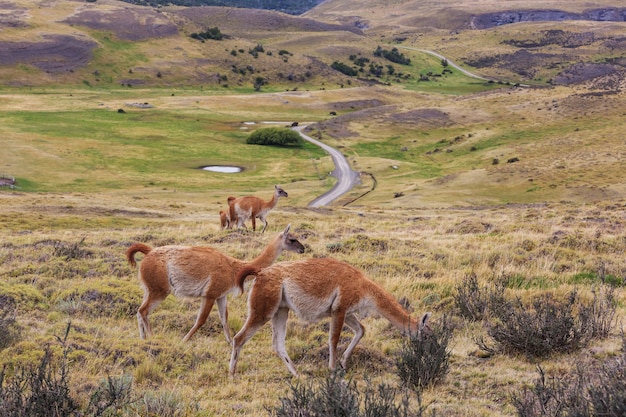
[419, 312, 433, 339]
[283, 224, 291, 235]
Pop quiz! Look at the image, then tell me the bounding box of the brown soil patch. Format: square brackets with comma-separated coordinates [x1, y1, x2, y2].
[0, 1, 27, 29]
[0, 176, 16, 187]
[552, 62, 624, 87]
[472, 8, 626, 30]
[62, 7, 178, 41]
[0, 35, 97, 73]
[171, 6, 363, 35]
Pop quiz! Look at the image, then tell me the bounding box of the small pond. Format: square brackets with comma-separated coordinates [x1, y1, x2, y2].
[201, 165, 242, 173]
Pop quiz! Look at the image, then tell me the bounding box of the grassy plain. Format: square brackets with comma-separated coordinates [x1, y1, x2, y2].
[1, 0, 625, 415]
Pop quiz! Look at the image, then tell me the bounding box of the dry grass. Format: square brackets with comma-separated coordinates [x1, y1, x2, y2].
[1, 191, 624, 416]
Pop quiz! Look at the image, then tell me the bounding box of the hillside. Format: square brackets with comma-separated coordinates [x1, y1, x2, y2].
[119, 0, 324, 15]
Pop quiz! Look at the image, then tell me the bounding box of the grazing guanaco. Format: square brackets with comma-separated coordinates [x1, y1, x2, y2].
[125, 224, 305, 344]
[229, 185, 288, 233]
[229, 257, 432, 377]
[219, 196, 237, 230]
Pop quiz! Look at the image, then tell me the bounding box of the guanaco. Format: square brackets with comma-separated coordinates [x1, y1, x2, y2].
[229, 185, 288, 233]
[229, 257, 432, 377]
[219, 196, 237, 230]
[126, 224, 305, 344]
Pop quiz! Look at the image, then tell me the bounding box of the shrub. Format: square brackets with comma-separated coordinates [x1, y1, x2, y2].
[331, 61, 357, 76]
[482, 290, 595, 357]
[85, 374, 134, 417]
[396, 314, 452, 389]
[0, 348, 79, 417]
[138, 390, 197, 417]
[247, 127, 304, 147]
[454, 272, 504, 321]
[0, 323, 133, 417]
[52, 238, 92, 260]
[460, 275, 617, 358]
[0, 295, 21, 350]
[269, 370, 429, 417]
[373, 46, 411, 65]
[512, 339, 626, 417]
[190, 27, 223, 41]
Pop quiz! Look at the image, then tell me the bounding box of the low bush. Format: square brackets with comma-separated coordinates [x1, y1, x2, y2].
[269, 370, 429, 417]
[0, 295, 21, 350]
[512, 338, 626, 417]
[483, 287, 617, 357]
[396, 314, 452, 389]
[0, 323, 133, 417]
[455, 274, 617, 358]
[454, 272, 504, 321]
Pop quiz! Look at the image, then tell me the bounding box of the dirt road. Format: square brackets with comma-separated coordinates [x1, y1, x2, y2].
[292, 125, 361, 207]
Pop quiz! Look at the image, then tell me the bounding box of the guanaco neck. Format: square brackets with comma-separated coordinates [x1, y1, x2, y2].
[266, 191, 279, 210]
[232, 234, 283, 281]
[367, 281, 419, 335]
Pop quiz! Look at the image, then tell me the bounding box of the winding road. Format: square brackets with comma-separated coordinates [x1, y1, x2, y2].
[396, 46, 491, 81]
[292, 125, 361, 208]
[290, 49, 519, 207]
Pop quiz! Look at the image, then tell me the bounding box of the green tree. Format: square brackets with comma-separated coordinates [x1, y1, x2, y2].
[331, 61, 357, 76]
[247, 127, 304, 147]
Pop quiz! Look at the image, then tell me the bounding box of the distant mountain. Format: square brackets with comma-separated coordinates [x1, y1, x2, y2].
[117, 0, 325, 15]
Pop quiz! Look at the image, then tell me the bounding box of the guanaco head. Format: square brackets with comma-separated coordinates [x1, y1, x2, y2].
[219, 210, 230, 230]
[275, 185, 288, 198]
[417, 312, 433, 340]
[280, 224, 305, 255]
[236, 224, 304, 293]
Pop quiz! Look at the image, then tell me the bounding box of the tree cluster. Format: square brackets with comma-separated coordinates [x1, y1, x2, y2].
[190, 27, 223, 41]
[247, 127, 304, 147]
[374, 46, 411, 65]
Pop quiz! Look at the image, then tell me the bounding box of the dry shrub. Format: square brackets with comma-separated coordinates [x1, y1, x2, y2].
[0, 323, 133, 417]
[269, 370, 429, 417]
[485, 291, 593, 357]
[0, 295, 21, 350]
[396, 314, 453, 389]
[52, 238, 92, 260]
[455, 275, 617, 358]
[453, 272, 504, 322]
[512, 338, 626, 417]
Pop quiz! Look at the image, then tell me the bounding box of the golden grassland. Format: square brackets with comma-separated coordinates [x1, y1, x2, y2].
[1, 190, 625, 416]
